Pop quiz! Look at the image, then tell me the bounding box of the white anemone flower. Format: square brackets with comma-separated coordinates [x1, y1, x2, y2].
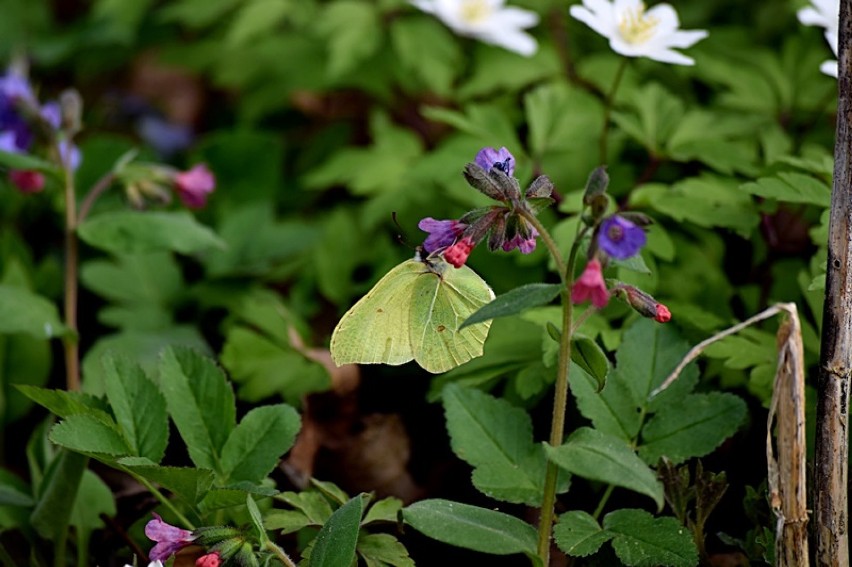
[569, 0, 708, 65]
[410, 0, 540, 57]
[797, 0, 839, 78]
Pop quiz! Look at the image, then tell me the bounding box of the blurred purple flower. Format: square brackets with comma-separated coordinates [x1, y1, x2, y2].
[0, 130, 20, 153]
[0, 68, 34, 105]
[475, 146, 515, 176]
[138, 115, 193, 158]
[598, 215, 646, 259]
[144, 513, 197, 562]
[418, 217, 466, 253]
[175, 163, 215, 209]
[58, 139, 82, 171]
[40, 101, 61, 130]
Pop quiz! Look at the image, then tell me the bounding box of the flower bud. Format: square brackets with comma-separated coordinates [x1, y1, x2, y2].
[196, 552, 221, 567]
[462, 162, 505, 201]
[59, 89, 83, 135]
[9, 169, 44, 193]
[526, 175, 554, 198]
[444, 237, 475, 268]
[582, 166, 609, 206]
[614, 285, 671, 323]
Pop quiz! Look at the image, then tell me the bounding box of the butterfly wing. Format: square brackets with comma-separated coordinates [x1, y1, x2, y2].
[410, 261, 496, 373]
[330, 260, 424, 367]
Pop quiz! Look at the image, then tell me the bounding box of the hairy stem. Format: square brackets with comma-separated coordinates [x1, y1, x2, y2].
[130, 472, 196, 529]
[60, 149, 80, 391]
[265, 540, 298, 567]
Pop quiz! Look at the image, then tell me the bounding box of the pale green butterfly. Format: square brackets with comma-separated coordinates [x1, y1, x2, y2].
[330, 251, 495, 374]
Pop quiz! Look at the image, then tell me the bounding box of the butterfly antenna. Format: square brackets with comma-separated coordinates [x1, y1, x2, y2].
[392, 211, 419, 251]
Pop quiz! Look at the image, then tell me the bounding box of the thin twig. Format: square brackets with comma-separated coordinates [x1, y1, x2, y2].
[649, 304, 787, 399]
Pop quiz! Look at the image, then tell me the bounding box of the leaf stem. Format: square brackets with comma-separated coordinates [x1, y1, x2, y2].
[265, 540, 298, 567]
[77, 171, 116, 224]
[599, 58, 629, 165]
[128, 471, 196, 529]
[592, 485, 615, 521]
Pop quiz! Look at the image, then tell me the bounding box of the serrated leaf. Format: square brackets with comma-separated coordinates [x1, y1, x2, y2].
[315, 1, 381, 79]
[263, 509, 312, 534]
[402, 499, 537, 557]
[275, 490, 334, 524]
[197, 483, 278, 512]
[363, 497, 403, 525]
[118, 457, 215, 505]
[358, 533, 415, 567]
[16, 385, 111, 420]
[101, 355, 169, 462]
[49, 415, 131, 458]
[570, 336, 609, 392]
[0, 284, 68, 339]
[442, 384, 557, 506]
[604, 509, 697, 567]
[220, 404, 301, 484]
[310, 494, 365, 567]
[553, 510, 612, 557]
[461, 283, 562, 329]
[740, 171, 831, 206]
[639, 393, 747, 465]
[246, 493, 268, 544]
[78, 211, 225, 255]
[546, 428, 663, 509]
[158, 347, 236, 473]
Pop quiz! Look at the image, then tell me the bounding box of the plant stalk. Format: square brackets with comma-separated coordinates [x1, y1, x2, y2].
[265, 540, 298, 567]
[61, 152, 80, 391]
[130, 472, 196, 529]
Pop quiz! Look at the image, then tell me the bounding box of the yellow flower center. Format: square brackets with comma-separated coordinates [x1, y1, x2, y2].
[618, 3, 660, 45]
[459, 0, 492, 25]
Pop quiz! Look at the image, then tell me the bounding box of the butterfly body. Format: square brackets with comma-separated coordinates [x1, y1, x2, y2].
[330, 256, 495, 373]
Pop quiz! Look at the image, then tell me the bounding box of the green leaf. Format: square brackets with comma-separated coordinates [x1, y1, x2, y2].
[402, 499, 537, 557]
[315, 1, 381, 79]
[220, 327, 330, 404]
[0, 284, 68, 339]
[70, 470, 116, 530]
[358, 533, 415, 567]
[546, 428, 663, 509]
[101, 355, 169, 462]
[246, 493, 268, 545]
[118, 457, 215, 505]
[0, 482, 34, 507]
[639, 393, 747, 465]
[363, 497, 403, 525]
[524, 82, 604, 159]
[553, 510, 612, 557]
[158, 347, 236, 473]
[740, 171, 831, 207]
[30, 450, 87, 540]
[0, 150, 57, 173]
[570, 336, 609, 392]
[421, 103, 522, 155]
[263, 509, 311, 534]
[225, 0, 292, 46]
[309, 494, 365, 567]
[442, 384, 560, 506]
[460, 283, 562, 329]
[275, 490, 334, 524]
[16, 385, 111, 421]
[611, 83, 685, 155]
[49, 415, 131, 459]
[604, 509, 698, 567]
[0, 333, 52, 424]
[390, 16, 461, 96]
[220, 404, 301, 484]
[78, 211, 225, 255]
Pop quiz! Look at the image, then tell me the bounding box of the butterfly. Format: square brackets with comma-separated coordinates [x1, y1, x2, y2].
[330, 252, 495, 373]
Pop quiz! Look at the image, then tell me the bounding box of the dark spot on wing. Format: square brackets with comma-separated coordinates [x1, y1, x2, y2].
[377, 308, 384, 313]
[437, 325, 446, 332]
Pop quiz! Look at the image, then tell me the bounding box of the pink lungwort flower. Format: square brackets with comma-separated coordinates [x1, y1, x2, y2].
[572, 258, 609, 308]
[655, 303, 671, 323]
[570, 0, 708, 66]
[145, 513, 197, 562]
[175, 163, 215, 209]
[444, 236, 475, 268]
[475, 146, 515, 176]
[502, 225, 538, 254]
[419, 217, 467, 253]
[598, 215, 646, 259]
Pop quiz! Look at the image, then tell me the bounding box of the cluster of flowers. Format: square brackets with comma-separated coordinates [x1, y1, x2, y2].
[411, 0, 840, 78]
[420, 148, 670, 323]
[0, 66, 81, 192]
[409, 0, 708, 66]
[0, 66, 216, 208]
[134, 513, 265, 567]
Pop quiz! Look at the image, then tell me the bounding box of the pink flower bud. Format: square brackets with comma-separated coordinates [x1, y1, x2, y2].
[9, 170, 44, 193]
[196, 552, 221, 567]
[174, 163, 215, 209]
[444, 237, 475, 268]
[655, 303, 671, 323]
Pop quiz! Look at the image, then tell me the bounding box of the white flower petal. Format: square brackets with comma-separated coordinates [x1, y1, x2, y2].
[612, 0, 643, 15]
[481, 27, 539, 55]
[410, 0, 438, 14]
[646, 47, 695, 65]
[664, 29, 709, 49]
[644, 3, 679, 35]
[570, 5, 614, 38]
[492, 5, 540, 28]
[820, 59, 838, 77]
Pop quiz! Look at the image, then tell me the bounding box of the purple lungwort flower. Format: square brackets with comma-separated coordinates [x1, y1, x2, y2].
[0, 130, 20, 153]
[58, 139, 82, 171]
[144, 513, 197, 561]
[598, 215, 646, 259]
[418, 217, 466, 253]
[0, 69, 35, 106]
[502, 225, 539, 254]
[475, 146, 515, 176]
[40, 101, 61, 130]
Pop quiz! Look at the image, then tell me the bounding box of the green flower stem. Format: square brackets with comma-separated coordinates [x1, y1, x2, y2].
[520, 211, 584, 564]
[592, 485, 615, 521]
[59, 148, 81, 392]
[599, 58, 629, 165]
[77, 171, 116, 224]
[265, 540, 298, 567]
[128, 471, 196, 530]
